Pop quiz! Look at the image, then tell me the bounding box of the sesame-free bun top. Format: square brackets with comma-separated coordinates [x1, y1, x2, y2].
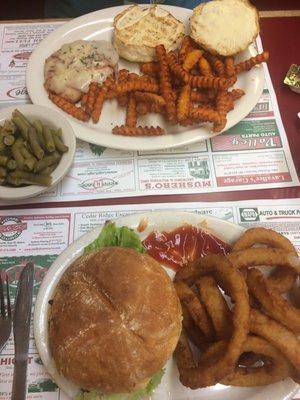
[190, 0, 259, 56]
[113, 4, 185, 62]
[49, 246, 182, 394]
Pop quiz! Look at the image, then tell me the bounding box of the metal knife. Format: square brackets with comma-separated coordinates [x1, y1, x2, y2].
[11, 263, 34, 400]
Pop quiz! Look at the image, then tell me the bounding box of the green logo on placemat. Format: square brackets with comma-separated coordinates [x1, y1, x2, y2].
[239, 208, 259, 222]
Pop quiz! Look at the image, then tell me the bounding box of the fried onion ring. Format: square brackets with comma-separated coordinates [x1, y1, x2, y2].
[247, 269, 300, 335]
[174, 281, 214, 339]
[196, 275, 232, 339]
[203, 336, 291, 386]
[175, 259, 249, 388]
[250, 309, 300, 371]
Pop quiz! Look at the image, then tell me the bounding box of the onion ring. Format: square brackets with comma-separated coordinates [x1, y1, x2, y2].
[196, 275, 232, 340]
[200, 336, 291, 386]
[232, 227, 298, 292]
[174, 281, 214, 339]
[250, 309, 300, 371]
[175, 259, 249, 388]
[247, 269, 300, 335]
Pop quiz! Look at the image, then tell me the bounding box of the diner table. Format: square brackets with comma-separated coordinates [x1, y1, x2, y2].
[0, 7, 299, 400]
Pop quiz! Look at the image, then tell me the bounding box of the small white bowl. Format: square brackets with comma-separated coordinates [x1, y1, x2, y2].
[0, 104, 76, 200]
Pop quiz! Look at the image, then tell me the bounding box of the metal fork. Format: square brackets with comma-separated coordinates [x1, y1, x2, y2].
[0, 272, 12, 353]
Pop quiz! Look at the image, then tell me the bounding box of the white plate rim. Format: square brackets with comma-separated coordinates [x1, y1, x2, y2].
[0, 104, 76, 200]
[33, 211, 299, 400]
[26, 5, 265, 151]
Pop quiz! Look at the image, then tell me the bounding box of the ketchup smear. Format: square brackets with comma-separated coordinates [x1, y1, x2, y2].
[142, 224, 231, 271]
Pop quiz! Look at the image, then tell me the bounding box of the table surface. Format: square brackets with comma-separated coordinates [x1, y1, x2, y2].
[0, 11, 299, 210]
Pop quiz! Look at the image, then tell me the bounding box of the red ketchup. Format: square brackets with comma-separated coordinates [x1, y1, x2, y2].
[142, 224, 231, 271]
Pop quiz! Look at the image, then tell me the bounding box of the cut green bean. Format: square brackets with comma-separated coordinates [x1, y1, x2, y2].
[0, 133, 6, 152]
[20, 145, 34, 159]
[12, 109, 31, 127]
[12, 116, 29, 140]
[52, 132, 68, 153]
[34, 152, 60, 173]
[3, 119, 17, 135]
[9, 170, 52, 186]
[41, 162, 59, 175]
[7, 159, 17, 171]
[51, 128, 63, 137]
[11, 142, 24, 170]
[33, 120, 43, 135]
[24, 157, 36, 172]
[3, 135, 15, 146]
[0, 155, 8, 166]
[28, 126, 44, 160]
[0, 167, 7, 178]
[42, 125, 55, 152]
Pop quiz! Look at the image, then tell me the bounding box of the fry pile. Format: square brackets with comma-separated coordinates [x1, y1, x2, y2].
[174, 227, 300, 388]
[47, 36, 269, 136]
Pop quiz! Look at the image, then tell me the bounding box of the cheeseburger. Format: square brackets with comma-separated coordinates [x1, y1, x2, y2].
[49, 246, 182, 397]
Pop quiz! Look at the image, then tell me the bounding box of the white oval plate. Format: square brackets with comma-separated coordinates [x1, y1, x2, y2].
[34, 211, 298, 400]
[0, 104, 76, 200]
[27, 5, 264, 151]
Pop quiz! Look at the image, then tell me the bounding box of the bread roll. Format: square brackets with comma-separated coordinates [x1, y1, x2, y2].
[190, 0, 259, 56]
[49, 246, 182, 394]
[113, 5, 185, 62]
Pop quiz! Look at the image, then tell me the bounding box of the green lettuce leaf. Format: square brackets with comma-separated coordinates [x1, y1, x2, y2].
[76, 369, 164, 400]
[84, 221, 146, 254]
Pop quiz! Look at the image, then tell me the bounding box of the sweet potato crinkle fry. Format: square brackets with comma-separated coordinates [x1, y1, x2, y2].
[198, 57, 214, 77]
[134, 91, 166, 107]
[91, 78, 113, 124]
[112, 125, 165, 136]
[235, 51, 269, 73]
[115, 80, 159, 95]
[85, 82, 99, 114]
[155, 44, 177, 124]
[140, 62, 159, 76]
[178, 36, 196, 64]
[224, 57, 236, 78]
[48, 93, 89, 122]
[125, 94, 137, 128]
[177, 84, 191, 122]
[182, 49, 203, 72]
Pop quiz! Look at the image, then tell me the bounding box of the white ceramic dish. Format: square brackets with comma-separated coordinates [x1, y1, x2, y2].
[26, 5, 265, 151]
[34, 211, 298, 400]
[0, 104, 76, 200]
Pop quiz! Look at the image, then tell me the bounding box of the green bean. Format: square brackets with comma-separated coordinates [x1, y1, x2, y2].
[3, 119, 17, 135]
[24, 157, 36, 172]
[52, 132, 68, 153]
[12, 109, 31, 127]
[20, 145, 33, 159]
[0, 167, 7, 178]
[33, 120, 43, 135]
[11, 142, 24, 170]
[42, 125, 55, 152]
[0, 155, 8, 166]
[0, 133, 6, 152]
[41, 162, 59, 175]
[12, 116, 29, 140]
[34, 152, 60, 173]
[9, 170, 52, 186]
[28, 126, 44, 160]
[51, 128, 63, 137]
[3, 135, 15, 146]
[7, 159, 17, 171]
